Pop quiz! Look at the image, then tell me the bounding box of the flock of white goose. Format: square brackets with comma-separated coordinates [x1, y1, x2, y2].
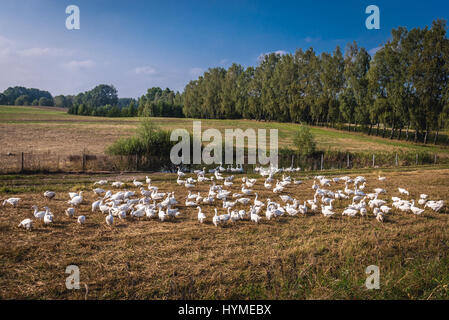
[2, 164, 447, 231]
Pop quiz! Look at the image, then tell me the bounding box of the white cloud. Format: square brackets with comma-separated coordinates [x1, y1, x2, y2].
[62, 60, 96, 71]
[18, 47, 70, 57]
[304, 36, 320, 43]
[134, 66, 157, 75]
[257, 50, 288, 62]
[189, 67, 204, 77]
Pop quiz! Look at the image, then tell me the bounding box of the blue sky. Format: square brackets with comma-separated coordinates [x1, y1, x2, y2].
[0, 0, 447, 98]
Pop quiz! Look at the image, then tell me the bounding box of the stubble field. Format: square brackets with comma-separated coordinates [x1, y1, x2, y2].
[0, 167, 448, 299]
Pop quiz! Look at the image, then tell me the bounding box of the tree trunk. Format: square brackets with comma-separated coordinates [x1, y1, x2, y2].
[414, 129, 418, 143]
[368, 123, 373, 136]
[398, 127, 402, 141]
[434, 130, 439, 145]
[382, 125, 386, 138]
[376, 123, 380, 136]
[390, 122, 395, 140]
[405, 124, 410, 141]
[424, 129, 428, 144]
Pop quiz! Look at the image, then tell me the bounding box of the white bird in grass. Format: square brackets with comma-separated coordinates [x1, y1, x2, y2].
[133, 179, 143, 187]
[398, 188, 409, 196]
[197, 206, 206, 224]
[158, 205, 167, 222]
[91, 198, 103, 212]
[43, 211, 53, 225]
[93, 188, 105, 196]
[145, 205, 157, 219]
[18, 218, 33, 230]
[280, 195, 293, 203]
[68, 192, 79, 199]
[44, 191, 56, 200]
[166, 206, 180, 218]
[321, 205, 335, 217]
[77, 215, 86, 225]
[68, 191, 84, 206]
[378, 176, 386, 181]
[65, 207, 75, 218]
[250, 210, 261, 224]
[425, 200, 445, 212]
[212, 209, 221, 226]
[2, 198, 20, 207]
[112, 181, 124, 188]
[32, 205, 46, 219]
[177, 167, 185, 177]
[105, 212, 114, 226]
[410, 200, 425, 215]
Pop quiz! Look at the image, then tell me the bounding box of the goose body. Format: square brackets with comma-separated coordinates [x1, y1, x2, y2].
[105, 212, 114, 225]
[2, 198, 20, 207]
[18, 218, 33, 230]
[65, 207, 75, 218]
[197, 207, 206, 224]
[44, 191, 56, 200]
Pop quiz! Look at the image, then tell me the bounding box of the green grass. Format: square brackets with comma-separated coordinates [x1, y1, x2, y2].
[1, 105, 449, 155]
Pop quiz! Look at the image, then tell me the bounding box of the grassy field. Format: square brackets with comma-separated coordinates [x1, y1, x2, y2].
[2, 105, 449, 156]
[1, 106, 448, 299]
[0, 167, 448, 299]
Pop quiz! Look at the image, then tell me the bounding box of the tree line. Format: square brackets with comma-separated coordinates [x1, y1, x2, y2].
[0, 86, 54, 107]
[66, 85, 183, 118]
[182, 20, 449, 144]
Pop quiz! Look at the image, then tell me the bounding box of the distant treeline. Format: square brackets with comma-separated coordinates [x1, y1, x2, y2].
[1, 85, 182, 118]
[0, 86, 54, 106]
[66, 85, 183, 118]
[183, 19, 449, 144]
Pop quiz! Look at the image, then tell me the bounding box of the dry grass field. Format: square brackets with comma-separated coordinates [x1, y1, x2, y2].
[2, 106, 449, 156]
[1, 167, 448, 299]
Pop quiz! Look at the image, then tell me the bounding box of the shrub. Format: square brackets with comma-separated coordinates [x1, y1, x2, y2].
[106, 119, 176, 157]
[39, 97, 54, 106]
[293, 124, 316, 156]
[15, 95, 29, 106]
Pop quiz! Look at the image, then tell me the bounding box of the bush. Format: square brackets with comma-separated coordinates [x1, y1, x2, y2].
[106, 119, 176, 156]
[293, 124, 316, 156]
[15, 95, 29, 106]
[39, 97, 54, 106]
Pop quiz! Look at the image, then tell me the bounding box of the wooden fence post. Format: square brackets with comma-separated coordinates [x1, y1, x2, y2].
[416, 153, 418, 165]
[320, 154, 324, 171]
[395, 153, 398, 166]
[20, 152, 24, 172]
[347, 153, 349, 168]
[82, 152, 86, 172]
[372, 154, 375, 167]
[434, 154, 437, 165]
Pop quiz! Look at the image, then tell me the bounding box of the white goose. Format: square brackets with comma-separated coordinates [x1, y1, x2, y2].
[212, 208, 221, 227]
[197, 206, 206, 224]
[398, 188, 410, 196]
[94, 180, 108, 186]
[105, 212, 114, 226]
[68, 191, 84, 206]
[2, 198, 20, 207]
[18, 218, 33, 230]
[44, 191, 56, 200]
[32, 205, 46, 220]
[77, 215, 86, 225]
[65, 207, 75, 218]
[410, 200, 424, 215]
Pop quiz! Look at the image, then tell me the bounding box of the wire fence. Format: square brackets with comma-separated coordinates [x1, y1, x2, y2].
[0, 151, 447, 174]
